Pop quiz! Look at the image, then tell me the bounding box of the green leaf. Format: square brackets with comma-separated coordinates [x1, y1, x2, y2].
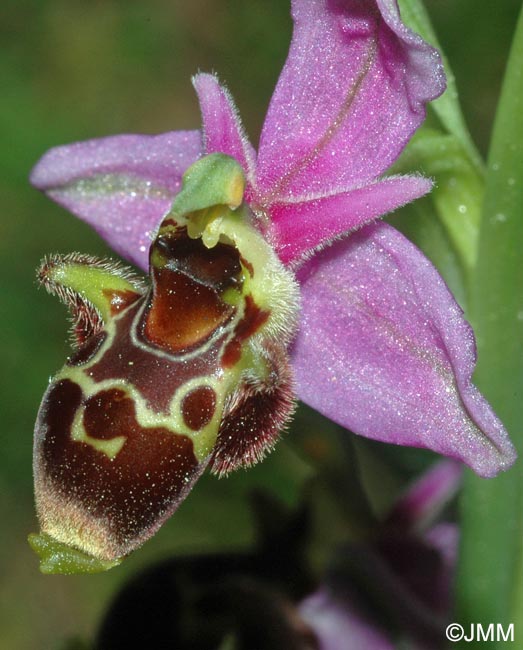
[397, 0, 488, 279]
[457, 5, 523, 641]
[398, 0, 484, 175]
[393, 127, 483, 277]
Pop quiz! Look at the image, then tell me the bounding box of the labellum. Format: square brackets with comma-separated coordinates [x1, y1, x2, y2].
[29, 154, 299, 573]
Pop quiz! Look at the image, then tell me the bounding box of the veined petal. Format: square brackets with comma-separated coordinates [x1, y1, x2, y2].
[30, 131, 202, 271]
[270, 174, 432, 265]
[256, 0, 445, 203]
[192, 73, 257, 194]
[291, 223, 516, 477]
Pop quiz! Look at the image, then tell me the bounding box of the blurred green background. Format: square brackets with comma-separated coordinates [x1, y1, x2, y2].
[1, 1, 520, 647]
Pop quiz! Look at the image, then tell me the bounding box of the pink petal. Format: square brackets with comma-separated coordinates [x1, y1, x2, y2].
[192, 73, 257, 196]
[30, 131, 202, 270]
[299, 589, 395, 650]
[256, 0, 445, 203]
[291, 223, 516, 477]
[271, 175, 431, 265]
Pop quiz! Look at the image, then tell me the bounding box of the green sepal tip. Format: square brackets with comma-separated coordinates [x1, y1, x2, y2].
[28, 533, 122, 575]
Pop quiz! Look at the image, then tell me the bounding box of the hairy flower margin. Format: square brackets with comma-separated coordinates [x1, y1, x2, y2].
[31, 0, 515, 481]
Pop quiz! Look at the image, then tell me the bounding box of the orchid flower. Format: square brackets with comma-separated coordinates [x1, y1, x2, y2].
[299, 460, 462, 649]
[29, 0, 515, 571]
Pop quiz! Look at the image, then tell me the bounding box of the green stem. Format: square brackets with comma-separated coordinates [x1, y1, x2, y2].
[457, 5, 523, 646]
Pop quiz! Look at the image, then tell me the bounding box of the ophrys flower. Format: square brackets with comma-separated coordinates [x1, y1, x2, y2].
[29, 0, 516, 572]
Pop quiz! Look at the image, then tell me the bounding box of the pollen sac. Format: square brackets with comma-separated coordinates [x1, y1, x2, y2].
[32, 154, 300, 572]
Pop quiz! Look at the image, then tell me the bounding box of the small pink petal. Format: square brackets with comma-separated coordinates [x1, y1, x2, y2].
[192, 73, 257, 195]
[256, 0, 445, 203]
[30, 131, 202, 270]
[386, 460, 462, 532]
[270, 175, 432, 265]
[292, 223, 516, 477]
